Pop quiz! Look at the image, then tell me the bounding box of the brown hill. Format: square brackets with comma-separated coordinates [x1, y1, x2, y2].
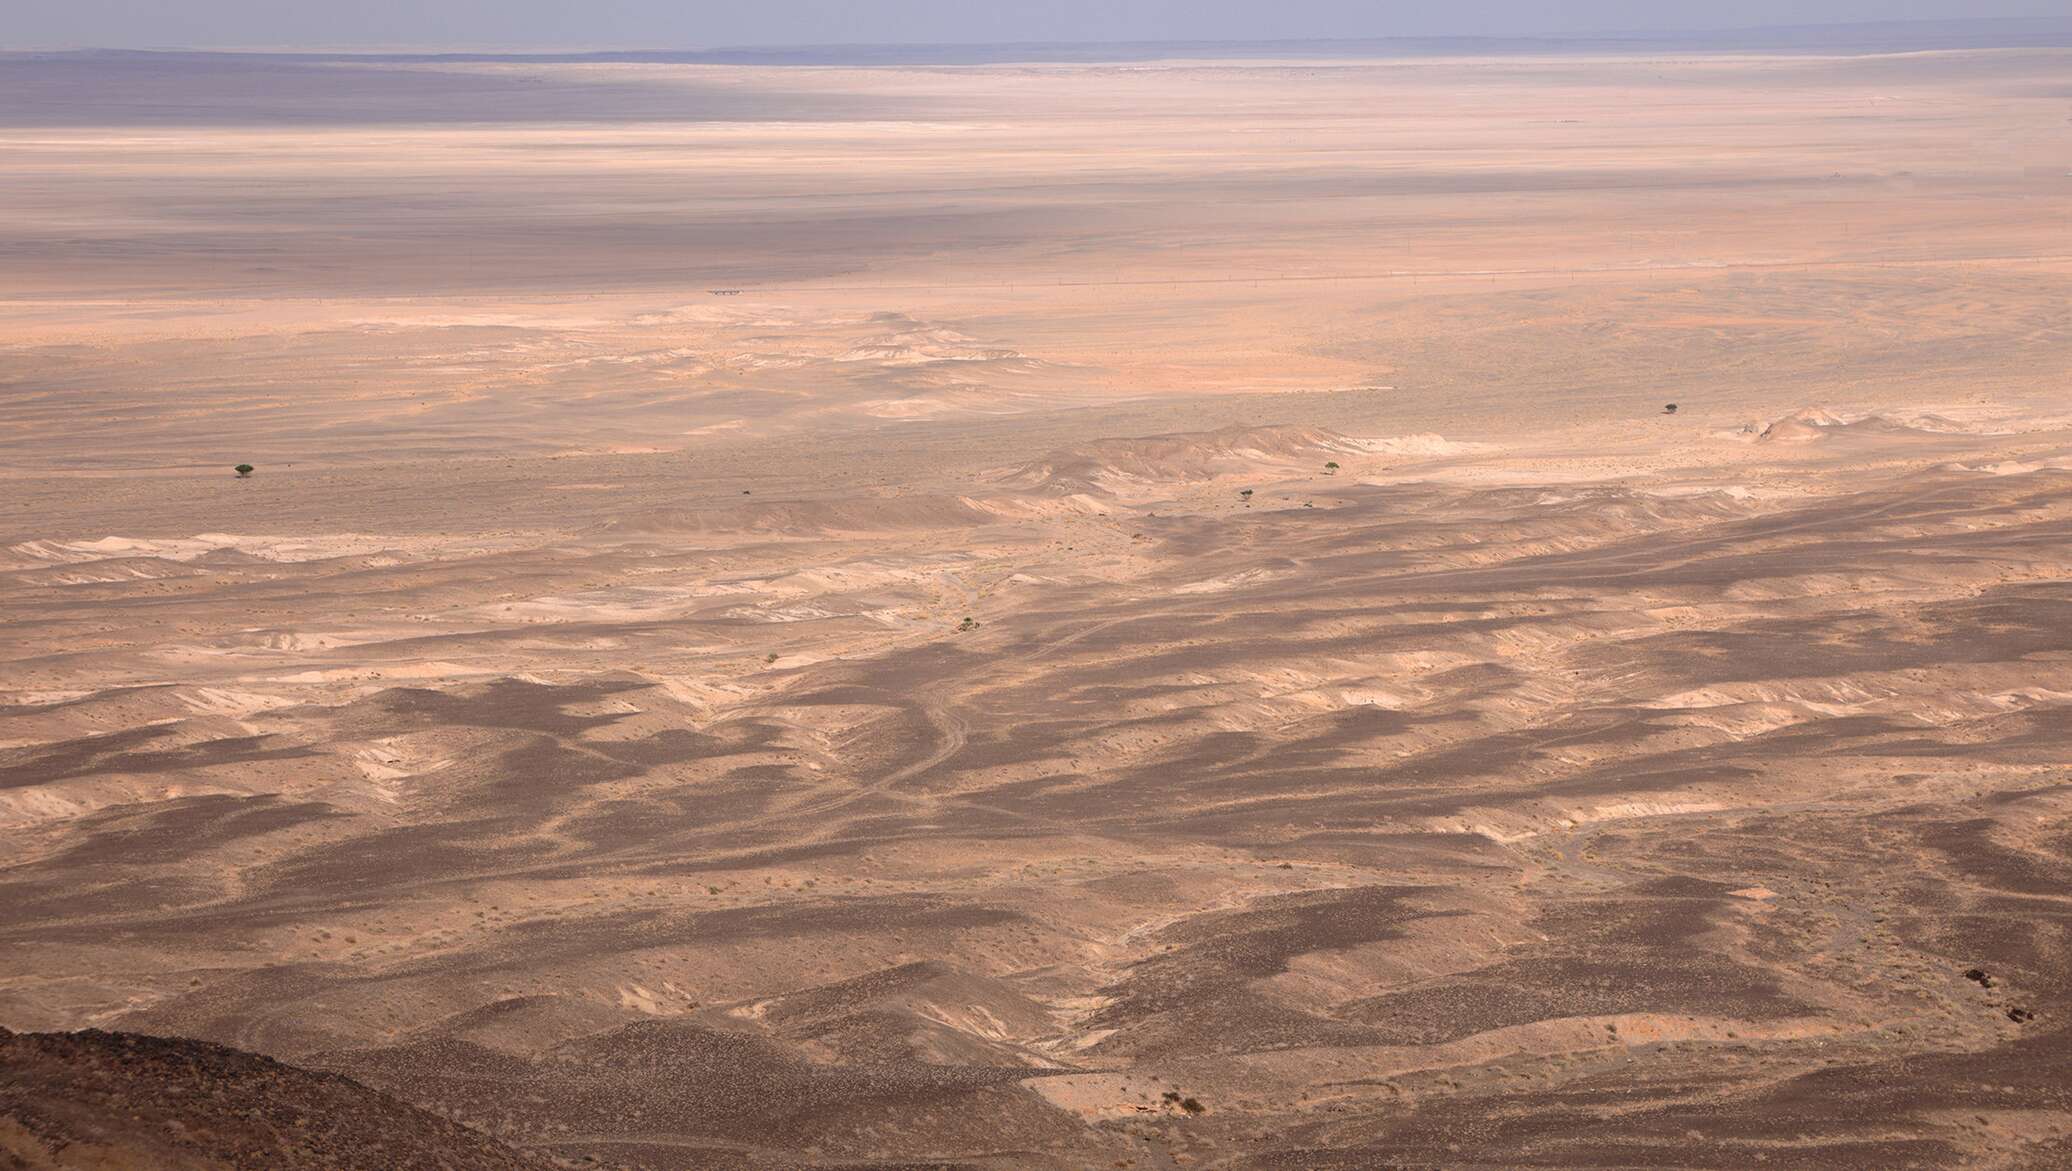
[0, 1027, 548, 1171]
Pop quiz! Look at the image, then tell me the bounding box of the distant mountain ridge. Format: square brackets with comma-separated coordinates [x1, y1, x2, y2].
[15, 17, 2072, 64]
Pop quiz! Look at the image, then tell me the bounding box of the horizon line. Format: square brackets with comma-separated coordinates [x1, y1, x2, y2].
[7, 15, 2070, 59]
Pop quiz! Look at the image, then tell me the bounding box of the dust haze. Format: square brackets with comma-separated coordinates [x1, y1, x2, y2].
[3, 34, 2071, 1170]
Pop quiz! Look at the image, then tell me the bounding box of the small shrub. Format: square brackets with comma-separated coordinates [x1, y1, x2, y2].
[234, 464, 254, 477]
[1324, 461, 1339, 473]
[957, 617, 980, 632]
[1159, 1090, 1205, 1115]
[1663, 403, 1679, 414]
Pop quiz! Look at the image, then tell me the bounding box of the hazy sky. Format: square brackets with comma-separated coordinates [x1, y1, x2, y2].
[10, 0, 2065, 50]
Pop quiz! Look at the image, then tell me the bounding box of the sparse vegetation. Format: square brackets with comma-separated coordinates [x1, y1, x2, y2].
[957, 617, 980, 632]
[764, 652, 779, 664]
[1663, 403, 1679, 414]
[1324, 461, 1339, 473]
[1160, 1091, 1206, 1115]
[234, 463, 254, 477]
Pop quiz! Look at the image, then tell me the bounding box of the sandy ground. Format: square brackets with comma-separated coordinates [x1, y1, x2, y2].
[3, 44, 2071, 1170]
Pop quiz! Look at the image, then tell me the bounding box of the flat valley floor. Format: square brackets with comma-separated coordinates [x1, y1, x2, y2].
[3, 42, 2071, 1169]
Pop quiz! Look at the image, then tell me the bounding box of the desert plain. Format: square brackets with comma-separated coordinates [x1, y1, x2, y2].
[2, 35, 2072, 1169]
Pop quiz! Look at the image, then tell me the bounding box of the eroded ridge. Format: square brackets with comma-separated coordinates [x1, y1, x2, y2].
[5, 443, 2070, 1168]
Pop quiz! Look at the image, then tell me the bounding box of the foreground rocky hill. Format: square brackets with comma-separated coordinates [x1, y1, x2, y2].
[0, 1027, 547, 1170]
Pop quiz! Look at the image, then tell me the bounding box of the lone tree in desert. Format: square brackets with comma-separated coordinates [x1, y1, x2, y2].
[1324, 461, 1340, 474]
[1663, 403, 1679, 415]
[234, 464, 254, 477]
